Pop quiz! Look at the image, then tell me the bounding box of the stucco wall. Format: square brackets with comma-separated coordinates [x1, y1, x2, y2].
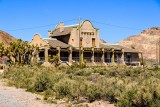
[69, 21, 100, 48]
[30, 34, 47, 47]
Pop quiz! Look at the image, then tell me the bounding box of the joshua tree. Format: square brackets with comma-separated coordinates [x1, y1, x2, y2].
[0, 43, 4, 57]
[3, 39, 37, 64]
[0, 39, 39, 65]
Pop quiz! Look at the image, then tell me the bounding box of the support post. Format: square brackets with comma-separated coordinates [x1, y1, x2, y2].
[141, 52, 144, 68]
[121, 48, 125, 64]
[42, 47, 51, 66]
[111, 48, 115, 64]
[68, 47, 72, 64]
[91, 47, 94, 63]
[36, 50, 40, 63]
[80, 47, 83, 64]
[44, 47, 49, 62]
[56, 46, 61, 60]
[101, 48, 105, 63]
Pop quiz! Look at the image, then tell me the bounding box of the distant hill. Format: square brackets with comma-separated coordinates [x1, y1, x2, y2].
[0, 30, 16, 47]
[118, 27, 160, 61]
[100, 39, 108, 43]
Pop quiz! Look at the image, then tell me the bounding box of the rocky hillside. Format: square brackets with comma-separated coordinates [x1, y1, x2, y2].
[0, 30, 16, 47]
[118, 27, 160, 61]
[100, 39, 108, 43]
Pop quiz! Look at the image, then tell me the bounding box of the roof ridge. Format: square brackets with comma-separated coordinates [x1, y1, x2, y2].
[64, 24, 79, 27]
[43, 38, 57, 40]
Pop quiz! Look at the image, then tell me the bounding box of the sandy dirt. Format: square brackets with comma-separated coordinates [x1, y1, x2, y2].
[0, 79, 115, 107]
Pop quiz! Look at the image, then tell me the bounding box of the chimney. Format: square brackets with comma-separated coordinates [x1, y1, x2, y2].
[56, 22, 64, 32]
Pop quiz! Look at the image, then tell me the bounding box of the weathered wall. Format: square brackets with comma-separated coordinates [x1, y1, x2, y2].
[30, 34, 47, 47]
[69, 20, 100, 48]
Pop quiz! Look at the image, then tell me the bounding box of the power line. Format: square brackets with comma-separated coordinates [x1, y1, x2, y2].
[81, 18, 143, 31]
[3, 18, 144, 32]
[5, 18, 77, 31]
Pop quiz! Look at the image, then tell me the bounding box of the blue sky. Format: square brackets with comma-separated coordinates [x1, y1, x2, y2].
[0, 0, 160, 43]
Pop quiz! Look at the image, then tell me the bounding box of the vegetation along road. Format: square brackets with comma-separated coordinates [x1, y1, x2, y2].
[0, 79, 56, 107]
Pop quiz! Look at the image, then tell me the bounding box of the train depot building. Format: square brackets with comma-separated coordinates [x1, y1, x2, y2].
[30, 20, 142, 66]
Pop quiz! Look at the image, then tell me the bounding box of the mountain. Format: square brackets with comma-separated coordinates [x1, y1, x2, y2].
[100, 39, 108, 43]
[0, 30, 16, 47]
[118, 27, 160, 61]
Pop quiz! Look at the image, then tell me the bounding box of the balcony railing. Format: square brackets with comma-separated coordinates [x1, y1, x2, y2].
[125, 58, 140, 63]
[72, 57, 79, 62]
[60, 57, 69, 61]
[115, 58, 122, 63]
[105, 58, 111, 62]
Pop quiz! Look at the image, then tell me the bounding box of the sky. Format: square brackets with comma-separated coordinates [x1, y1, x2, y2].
[0, 0, 160, 43]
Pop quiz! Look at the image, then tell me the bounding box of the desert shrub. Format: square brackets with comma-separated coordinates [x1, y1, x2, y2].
[86, 83, 102, 102]
[34, 71, 53, 92]
[3, 65, 36, 88]
[53, 55, 60, 67]
[2, 65, 160, 106]
[117, 89, 137, 107]
[54, 79, 73, 99]
[43, 89, 56, 102]
[54, 79, 85, 100]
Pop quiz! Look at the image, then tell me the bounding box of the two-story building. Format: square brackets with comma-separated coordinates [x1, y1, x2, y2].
[30, 20, 143, 66]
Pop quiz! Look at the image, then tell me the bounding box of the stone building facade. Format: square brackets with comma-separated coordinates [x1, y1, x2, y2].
[30, 20, 143, 66]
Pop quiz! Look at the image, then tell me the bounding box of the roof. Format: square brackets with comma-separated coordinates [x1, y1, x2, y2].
[49, 27, 73, 37]
[44, 38, 69, 48]
[49, 23, 78, 37]
[49, 20, 98, 37]
[100, 43, 140, 53]
[100, 43, 112, 49]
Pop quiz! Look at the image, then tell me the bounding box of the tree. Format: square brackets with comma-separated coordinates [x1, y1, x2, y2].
[0, 43, 5, 57]
[3, 39, 38, 65]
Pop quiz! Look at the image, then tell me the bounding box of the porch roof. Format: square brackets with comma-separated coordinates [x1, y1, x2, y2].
[44, 38, 69, 48]
[100, 43, 140, 53]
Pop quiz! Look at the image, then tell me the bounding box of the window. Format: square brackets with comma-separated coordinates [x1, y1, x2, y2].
[80, 39, 82, 46]
[80, 37, 83, 47]
[92, 38, 95, 47]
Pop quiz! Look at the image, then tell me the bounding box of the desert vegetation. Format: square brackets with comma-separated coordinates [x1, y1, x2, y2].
[1, 64, 160, 107]
[0, 39, 37, 65]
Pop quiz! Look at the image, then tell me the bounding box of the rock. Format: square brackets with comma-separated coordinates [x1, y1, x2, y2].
[0, 30, 16, 47]
[118, 27, 160, 62]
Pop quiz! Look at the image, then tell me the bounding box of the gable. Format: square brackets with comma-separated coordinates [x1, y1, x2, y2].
[30, 34, 48, 47]
[80, 20, 95, 31]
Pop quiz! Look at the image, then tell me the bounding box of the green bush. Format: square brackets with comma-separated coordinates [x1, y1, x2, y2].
[2, 65, 160, 106]
[53, 55, 60, 67]
[34, 71, 53, 92]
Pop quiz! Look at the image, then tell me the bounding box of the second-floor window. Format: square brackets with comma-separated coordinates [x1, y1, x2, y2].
[92, 38, 95, 47]
[80, 39, 82, 46]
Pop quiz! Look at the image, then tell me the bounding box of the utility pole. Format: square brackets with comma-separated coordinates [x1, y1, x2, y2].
[78, 16, 81, 64]
[159, 37, 160, 65]
[156, 37, 160, 65]
[156, 40, 158, 65]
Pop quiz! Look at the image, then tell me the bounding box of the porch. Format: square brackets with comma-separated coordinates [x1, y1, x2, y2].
[38, 47, 141, 66]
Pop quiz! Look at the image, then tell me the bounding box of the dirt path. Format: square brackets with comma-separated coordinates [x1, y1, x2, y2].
[0, 79, 115, 107]
[0, 79, 56, 107]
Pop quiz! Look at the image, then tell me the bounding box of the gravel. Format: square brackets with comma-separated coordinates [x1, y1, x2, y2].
[0, 79, 56, 107]
[0, 79, 115, 107]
